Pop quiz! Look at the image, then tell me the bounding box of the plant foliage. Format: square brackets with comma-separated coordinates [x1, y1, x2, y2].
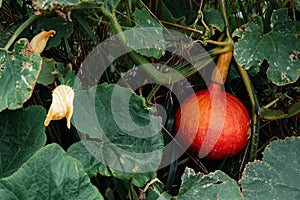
[0, 0, 299, 199]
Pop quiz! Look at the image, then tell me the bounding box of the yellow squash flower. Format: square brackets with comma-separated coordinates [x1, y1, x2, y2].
[44, 85, 74, 129]
[30, 30, 56, 54]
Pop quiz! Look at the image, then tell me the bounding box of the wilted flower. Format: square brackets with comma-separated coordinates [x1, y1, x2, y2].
[30, 30, 56, 54]
[44, 85, 74, 129]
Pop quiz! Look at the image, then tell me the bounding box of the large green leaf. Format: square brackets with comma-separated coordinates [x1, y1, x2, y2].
[127, 9, 165, 59]
[240, 137, 300, 200]
[70, 83, 163, 186]
[71, 83, 164, 186]
[174, 168, 243, 200]
[234, 8, 300, 86]
[0, 39, 42, 112]
[0, 143, 103, 200]
[0, 106, 46, 178]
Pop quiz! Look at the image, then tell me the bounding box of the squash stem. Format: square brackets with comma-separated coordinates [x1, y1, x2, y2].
[211, 51, 233, 84]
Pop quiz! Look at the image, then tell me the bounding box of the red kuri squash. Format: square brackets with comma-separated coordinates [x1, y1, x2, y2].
[175, 51, 250, 159]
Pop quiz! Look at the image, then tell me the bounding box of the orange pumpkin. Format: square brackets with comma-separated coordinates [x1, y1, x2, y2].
[175, 51, 250, 159]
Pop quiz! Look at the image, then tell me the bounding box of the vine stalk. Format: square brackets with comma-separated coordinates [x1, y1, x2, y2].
[236, 63, 260, 161]
[4, 15, 42, 50]
[100, 5, 214, 84]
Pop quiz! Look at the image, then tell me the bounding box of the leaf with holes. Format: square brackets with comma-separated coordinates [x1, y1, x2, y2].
[240, 137, 300, 200]
[127, 9, 165, 59]
[0, 39, 42, 112]
[234, 8, 300, 86]
[173, 168, 243, 199]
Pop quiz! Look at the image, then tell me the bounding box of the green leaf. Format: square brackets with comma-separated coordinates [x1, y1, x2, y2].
[203, 9, 225, 35]
[295, 0, 300, 12]
[155, 192, 173, 200]
[157, 0, 186, 25]
[37, 58, 80, 87]
[240, 137, 300, 200]
[127, 9, 165, 59]
[0, 143, 104, 200]
[68, 140, 111, 177]
[270, 8, 289, 28]
[68, 140, 157, 187]
[37, 58, 56, 86]
[0, 106, 46, 178]
[145, 179, 165, 199]
[0, 39, 42, 112]
[70, 83, 164, 187]
[59, 70, 82, 90]
[33, 16, 74, 50]
[234, 9, 300, 86]
[94, 83, 163, 152]
[158, 0, 198, 24]
[174, 168, 243, 200]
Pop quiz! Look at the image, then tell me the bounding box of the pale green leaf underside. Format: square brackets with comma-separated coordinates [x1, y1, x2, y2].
[240, 137, 300, 200]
